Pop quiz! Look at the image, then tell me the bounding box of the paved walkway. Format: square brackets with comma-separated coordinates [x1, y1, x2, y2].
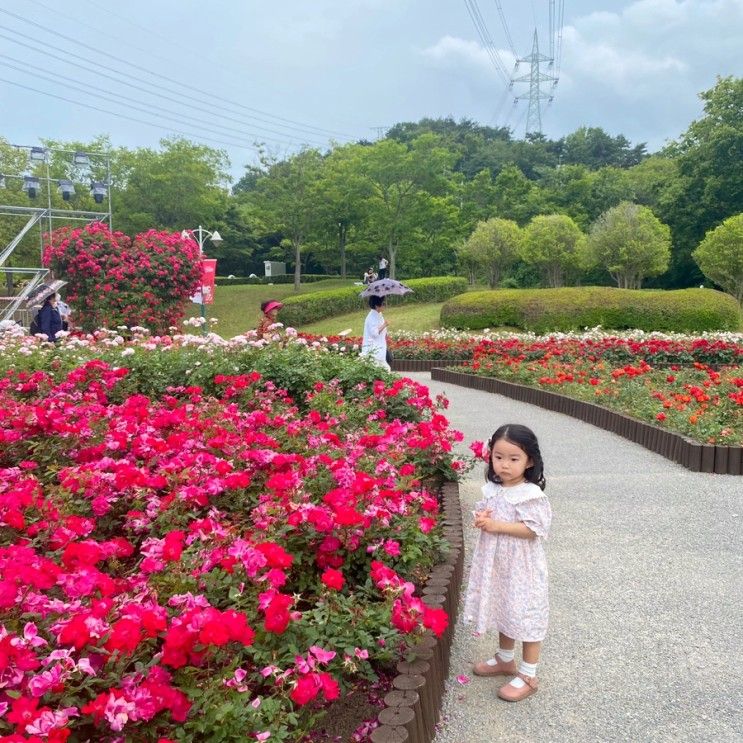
[404, 373, 742, 743]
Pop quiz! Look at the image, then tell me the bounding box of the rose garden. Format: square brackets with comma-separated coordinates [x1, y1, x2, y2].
[0, 214, 741, 742]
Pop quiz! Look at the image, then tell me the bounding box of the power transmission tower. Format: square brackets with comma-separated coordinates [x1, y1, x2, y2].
[511, 30, 557, 136]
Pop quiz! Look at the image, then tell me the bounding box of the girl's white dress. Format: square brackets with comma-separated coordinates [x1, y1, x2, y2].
[463, 480, 551, 642]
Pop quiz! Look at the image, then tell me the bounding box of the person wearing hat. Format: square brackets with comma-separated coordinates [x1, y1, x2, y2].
[257, 299, 284, 338]
[38, 294, 63, 342]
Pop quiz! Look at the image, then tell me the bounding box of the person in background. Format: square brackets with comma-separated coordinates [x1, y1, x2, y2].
[378, 255, 389, 280]
[360, 295, 390, 371]
[56, 294, 72, 331]
[257, 299, 283, 338]
[38, 294, 63, 342]
[362, 267, 377, 285]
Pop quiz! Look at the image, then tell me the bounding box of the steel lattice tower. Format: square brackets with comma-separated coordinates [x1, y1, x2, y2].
[512, 30, 557, 135]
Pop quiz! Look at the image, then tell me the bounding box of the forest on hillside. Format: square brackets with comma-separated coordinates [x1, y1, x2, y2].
[1, 76, 741, 290]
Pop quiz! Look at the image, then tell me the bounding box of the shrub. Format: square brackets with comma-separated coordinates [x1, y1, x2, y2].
[278, 276, 468, 326]
[440, 286, 742, 333]
[43, 223, 202, 334]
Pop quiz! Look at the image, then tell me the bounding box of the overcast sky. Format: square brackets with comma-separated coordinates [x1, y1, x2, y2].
[0, 0, 741, 179]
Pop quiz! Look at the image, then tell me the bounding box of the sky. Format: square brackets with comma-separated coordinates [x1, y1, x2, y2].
[0, 0, 741, 180]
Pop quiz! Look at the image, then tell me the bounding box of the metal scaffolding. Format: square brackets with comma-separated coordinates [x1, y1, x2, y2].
[0, 143, 111, 324]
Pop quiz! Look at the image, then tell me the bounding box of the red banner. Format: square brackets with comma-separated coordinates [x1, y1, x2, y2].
[192, 258, 217, 305]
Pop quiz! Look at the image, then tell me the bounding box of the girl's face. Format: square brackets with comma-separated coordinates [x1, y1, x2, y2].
[491, 438, 532, 487]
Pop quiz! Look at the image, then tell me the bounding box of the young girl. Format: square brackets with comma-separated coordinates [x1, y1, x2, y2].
[463, 424, 551, 702]
[256, 299, 283, 338]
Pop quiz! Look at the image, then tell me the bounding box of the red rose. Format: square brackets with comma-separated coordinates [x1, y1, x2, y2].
[321, 568, 345, 591]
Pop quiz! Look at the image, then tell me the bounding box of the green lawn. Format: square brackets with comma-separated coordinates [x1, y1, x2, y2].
[186, 278, 483, 337]
[300, 302, 443, 336]
[185, 279, 358, 337]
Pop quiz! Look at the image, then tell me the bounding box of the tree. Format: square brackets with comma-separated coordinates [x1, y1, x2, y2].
[361, 134, 455, 278]
[312, 144, 372, 278]
[114, 138, 230, 235]
[693, 213, 743, 303]
[458, 218, 522, 288]
[561, 127, 647, 169]
[522, 215, 586, 287]
[660, 76, 743, 286]
[247, 148, 324, 289]
[585, 202, 671, 288]
[492, 165, 547, 224]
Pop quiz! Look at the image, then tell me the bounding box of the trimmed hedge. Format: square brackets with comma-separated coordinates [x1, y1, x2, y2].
[215, 274, 333, 286]
[440, 286, 742, 333]
[278, 276, 468, 326]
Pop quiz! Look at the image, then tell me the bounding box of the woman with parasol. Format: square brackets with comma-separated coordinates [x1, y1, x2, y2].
[359, 278, 412, 372]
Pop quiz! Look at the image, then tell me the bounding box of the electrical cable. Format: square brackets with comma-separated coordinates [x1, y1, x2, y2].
[493, 1, 517, 57]
[555, 0, 565, 78]
[462, 0, 511, 86]
[0, 55, 325, 149]
[0, 28, 327, 147]
[0, 6, 352, 140]
[0, 75, 276, 153]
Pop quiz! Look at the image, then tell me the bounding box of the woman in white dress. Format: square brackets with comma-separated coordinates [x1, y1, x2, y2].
[360, 295, 390, 371]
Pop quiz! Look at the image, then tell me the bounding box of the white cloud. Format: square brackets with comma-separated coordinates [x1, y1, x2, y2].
[421, 35, 517, 80]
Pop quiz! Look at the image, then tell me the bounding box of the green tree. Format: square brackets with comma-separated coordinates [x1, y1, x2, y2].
[361, 134, 455, 278]
[522, 214, 586, 287]
[492, 165, 547, 224]
[312, 144, 372, 278]
[115, 137, 230, 235]
[458, 218, 522, 288]
[561, 127, 647, 169]
[247, 148, 324, 289]
[693, 213, 743, 303]
[661, 76, 743, 286]
[586, 202, 671, 288]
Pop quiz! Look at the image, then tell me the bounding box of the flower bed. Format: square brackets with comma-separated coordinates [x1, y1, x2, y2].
[455, 337, 742, 447]
[0, 340, 465, 741]
[301, 329, 743, 367]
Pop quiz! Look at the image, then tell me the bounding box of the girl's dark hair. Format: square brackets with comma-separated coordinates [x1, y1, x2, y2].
[368, 296, 385, 309]
[486, 424, 546, 490]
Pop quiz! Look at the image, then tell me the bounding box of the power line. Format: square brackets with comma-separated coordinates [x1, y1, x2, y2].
[555, 0, 566, 77]
[0, 76, 274, 153]
[0, 27, 328, 148]
[462, 0, 511, 86]
[0, 55, 323, 150]
[0, 6, 352, 141]
[493, 1, 517, 57]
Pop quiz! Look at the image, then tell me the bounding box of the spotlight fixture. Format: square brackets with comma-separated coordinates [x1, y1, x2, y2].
[90, 180, 107, 204]
[23, 176, 40, 198]
[29, 147, 47, 162]
[58, 179, 75, 201]
[73, 151, 90, 167]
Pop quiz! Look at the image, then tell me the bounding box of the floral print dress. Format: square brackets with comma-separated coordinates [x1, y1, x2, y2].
[463, 480, 552, 642]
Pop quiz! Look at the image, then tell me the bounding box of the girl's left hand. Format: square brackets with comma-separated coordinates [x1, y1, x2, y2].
[473, 509, 497, 533]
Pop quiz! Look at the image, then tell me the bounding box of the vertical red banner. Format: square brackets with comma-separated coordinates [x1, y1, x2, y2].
[200, 259, 217, 305]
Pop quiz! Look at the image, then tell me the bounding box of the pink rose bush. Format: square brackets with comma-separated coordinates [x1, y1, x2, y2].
[43, 223, 202, 334]
[0, 345, 463, 741]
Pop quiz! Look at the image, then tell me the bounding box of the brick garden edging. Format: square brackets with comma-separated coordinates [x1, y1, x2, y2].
[370, 481, 464, 743]
[431, 369, 742, 476]
[390, 359, 469, 373]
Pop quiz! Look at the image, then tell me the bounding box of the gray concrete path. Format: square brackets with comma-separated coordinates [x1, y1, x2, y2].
[404, 373, 742, 743]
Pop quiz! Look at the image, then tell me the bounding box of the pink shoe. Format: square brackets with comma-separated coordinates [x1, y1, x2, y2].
[472, 656, 518, 677]
[498, 673, 538, 701]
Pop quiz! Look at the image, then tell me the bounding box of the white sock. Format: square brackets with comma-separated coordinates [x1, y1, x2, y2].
[485, 648, 514, 665]
[509, 660, 538, 688]
[497, 648, 515, 663]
